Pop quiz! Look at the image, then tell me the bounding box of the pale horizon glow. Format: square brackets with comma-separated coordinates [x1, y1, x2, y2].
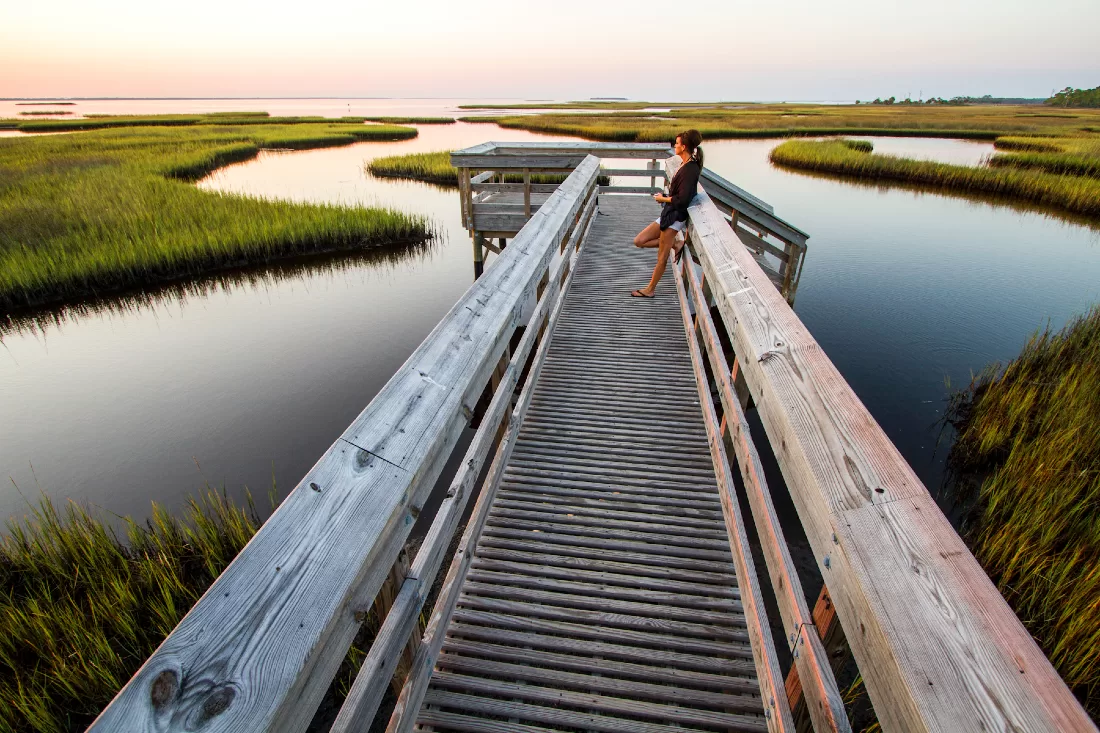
[2, 0, 1098, 101]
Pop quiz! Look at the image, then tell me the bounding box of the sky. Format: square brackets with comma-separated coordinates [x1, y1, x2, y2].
[2, 0, 1098, 101]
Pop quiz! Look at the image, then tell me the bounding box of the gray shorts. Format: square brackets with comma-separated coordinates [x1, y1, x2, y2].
[655, 217, 686, 232]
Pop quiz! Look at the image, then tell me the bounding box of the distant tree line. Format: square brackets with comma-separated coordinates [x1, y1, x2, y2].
[855, 94, 1045, 106]
[1045, 86, 1100, 108]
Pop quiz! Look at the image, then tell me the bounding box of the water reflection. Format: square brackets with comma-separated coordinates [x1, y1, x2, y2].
[2, 118, 1098, 531]
[2, 239, 437, 340]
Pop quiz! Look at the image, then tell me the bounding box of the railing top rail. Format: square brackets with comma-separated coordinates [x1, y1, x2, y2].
[452, 142, 672, 168]
[90, 155, 604, 733]
[666, 154, 1093, 732]
[453, 144, 807, 247]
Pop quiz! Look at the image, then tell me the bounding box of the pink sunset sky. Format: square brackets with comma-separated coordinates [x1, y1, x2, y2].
[3, 0, 1097, 100]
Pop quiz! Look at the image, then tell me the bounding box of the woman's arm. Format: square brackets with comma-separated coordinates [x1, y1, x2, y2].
[668, 162, 700, 209]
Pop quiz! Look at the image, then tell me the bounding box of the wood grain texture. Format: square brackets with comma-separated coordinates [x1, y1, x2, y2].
[675, 158, 1096, 732]
[89, 157, 602, 733]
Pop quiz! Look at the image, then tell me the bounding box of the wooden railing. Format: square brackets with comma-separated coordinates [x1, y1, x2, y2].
[88, 156, 603, 733]
[665, 154, 1096, 732]
[699, 167, 809, 303]
[452, 141, 809, 302]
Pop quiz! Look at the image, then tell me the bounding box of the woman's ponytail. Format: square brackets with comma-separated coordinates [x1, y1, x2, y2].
[680, 129, 704, 168]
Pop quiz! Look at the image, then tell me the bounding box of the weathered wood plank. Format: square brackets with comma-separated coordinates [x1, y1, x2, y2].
[451, 606, 748, 654]
[428, 673, 768, 731]
[679, 160, 1096, 731]
[434, 653, 757, 710]
[440, 639, 759, 691]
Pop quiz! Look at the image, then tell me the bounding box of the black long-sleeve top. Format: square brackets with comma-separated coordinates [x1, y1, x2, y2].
[660, 158, 701, 230]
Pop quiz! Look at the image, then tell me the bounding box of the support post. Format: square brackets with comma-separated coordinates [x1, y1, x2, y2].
[648, 158, 658, 191]
[523, 167, 531, 217]
[472, 231, 485, 279]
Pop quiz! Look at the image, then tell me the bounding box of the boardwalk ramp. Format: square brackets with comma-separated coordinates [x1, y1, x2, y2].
[413, 194, 767, 732]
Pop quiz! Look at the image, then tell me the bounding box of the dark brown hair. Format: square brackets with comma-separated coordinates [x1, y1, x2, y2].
[678, 129, 704, 168]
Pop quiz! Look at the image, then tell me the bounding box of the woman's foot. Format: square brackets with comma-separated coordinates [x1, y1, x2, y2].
[630, 289, 654, 298]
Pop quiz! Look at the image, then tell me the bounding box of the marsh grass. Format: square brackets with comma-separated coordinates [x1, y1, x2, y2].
[945, 306, 1100, 716]
[17, 111, 73, 116]
[0, 120, 427, 312]
[0, 490, 267, 733]
[366, 150, 609, 187]
[466, 104, 1100, 144]
[14, 114, 372, 133]
[840, 138, 874, 152]
[990, 136, 1100, 178]
[769, 139, 1100, 218]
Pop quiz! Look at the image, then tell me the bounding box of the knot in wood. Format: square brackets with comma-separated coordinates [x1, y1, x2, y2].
[149, 669, 179, 709]
[199, 685, 236, 723]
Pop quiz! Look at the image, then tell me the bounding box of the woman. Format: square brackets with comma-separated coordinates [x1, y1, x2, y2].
[630, 129, 703, 297]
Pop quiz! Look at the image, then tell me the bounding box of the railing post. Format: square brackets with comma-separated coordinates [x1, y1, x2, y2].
[785, 585, 851, 732]
[458, 167, 471, 228]
[368, 547, 422, 697]
[648, 158, 658, 191]
[523, 167, 531, 217]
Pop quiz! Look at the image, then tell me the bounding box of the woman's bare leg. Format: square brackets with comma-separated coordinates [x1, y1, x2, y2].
[633, 221, 661, 248]
[637, 228, 678, 295]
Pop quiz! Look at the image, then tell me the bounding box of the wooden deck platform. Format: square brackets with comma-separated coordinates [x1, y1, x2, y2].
[414, 195, 768, 732]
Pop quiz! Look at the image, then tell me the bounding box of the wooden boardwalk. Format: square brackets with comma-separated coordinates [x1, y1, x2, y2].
[414, 195, 768, 732]
[92, 145, 1096, 733]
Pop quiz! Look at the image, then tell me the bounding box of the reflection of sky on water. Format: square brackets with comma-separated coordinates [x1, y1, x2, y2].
[2, 119, 1098, 528]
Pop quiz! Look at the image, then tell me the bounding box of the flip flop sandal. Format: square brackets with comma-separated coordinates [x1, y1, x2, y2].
[630, 289, 654, 298]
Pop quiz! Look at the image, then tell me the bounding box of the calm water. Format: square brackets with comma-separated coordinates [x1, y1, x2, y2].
[2, 108, 1098, 528]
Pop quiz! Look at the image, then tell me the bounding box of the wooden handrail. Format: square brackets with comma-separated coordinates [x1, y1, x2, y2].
[89, 155, 603, 733]
[674, 251, 850, 733]
[667, 156, 1095, 731]
[386, 195, 597, 733]
[330, 171, 600, 732]
[670, 250, 797, 733]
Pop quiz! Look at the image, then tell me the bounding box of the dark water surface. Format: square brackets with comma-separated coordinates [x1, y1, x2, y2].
[2, 116, 1098, 529]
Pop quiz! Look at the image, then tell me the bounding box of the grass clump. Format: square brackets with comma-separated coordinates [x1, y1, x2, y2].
[367, 150, 609, 187]
[945, 306, 1100, 716]
[0, 491, 265, 733]
[368, 150, 459, 184]
[768, 139, 1100, 219]
[840, 138, 874, 153]
[0, 120, 428, 312]
[990, 136, 1100, 179]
